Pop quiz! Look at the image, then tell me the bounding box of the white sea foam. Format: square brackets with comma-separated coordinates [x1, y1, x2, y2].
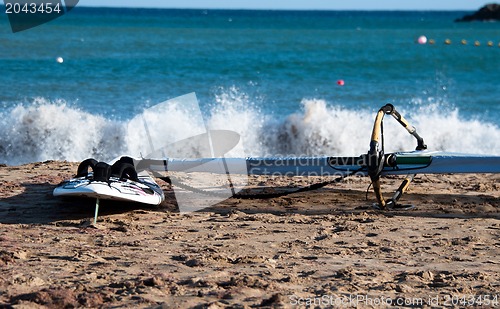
[1, 95, 499, 165]
[208, 86, 267, 157]
[0, 99, 125, 165]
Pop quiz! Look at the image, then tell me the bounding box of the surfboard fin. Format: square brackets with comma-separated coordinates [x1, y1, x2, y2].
[93, 198, 100, 225]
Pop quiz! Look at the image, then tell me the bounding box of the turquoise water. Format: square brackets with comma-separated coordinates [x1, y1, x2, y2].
[0, 8, 499, 164]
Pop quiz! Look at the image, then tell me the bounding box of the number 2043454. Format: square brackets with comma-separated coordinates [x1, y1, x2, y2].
[443, 295, 499, 307]
[5, 2, 62, 14]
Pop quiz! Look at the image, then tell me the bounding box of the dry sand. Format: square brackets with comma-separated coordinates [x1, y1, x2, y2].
[0, 161, 499, 308]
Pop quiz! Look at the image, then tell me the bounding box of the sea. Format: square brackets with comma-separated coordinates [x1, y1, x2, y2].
[1, 8, 499, 165]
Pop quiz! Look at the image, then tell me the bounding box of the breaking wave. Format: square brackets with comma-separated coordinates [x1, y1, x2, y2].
[1, 95, 499, 165]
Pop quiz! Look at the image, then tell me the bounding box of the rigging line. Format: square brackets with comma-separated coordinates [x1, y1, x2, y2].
[164, 167, 364, 200]
[365, 182, 373, 201]
[381, 116, 385, 154]
[141, 114, 157, 156]
[166, 174, 345, 199]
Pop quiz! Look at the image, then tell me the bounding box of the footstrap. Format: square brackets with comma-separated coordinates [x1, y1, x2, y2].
[76, 157, 139, 183]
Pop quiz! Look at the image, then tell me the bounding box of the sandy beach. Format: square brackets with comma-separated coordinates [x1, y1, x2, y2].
[0, 161, 499, 308]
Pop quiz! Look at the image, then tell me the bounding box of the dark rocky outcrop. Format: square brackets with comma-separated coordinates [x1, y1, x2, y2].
[455, 3, 500, 22]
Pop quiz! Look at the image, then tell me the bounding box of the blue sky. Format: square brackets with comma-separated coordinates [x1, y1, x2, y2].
[79, 0, 488, 10]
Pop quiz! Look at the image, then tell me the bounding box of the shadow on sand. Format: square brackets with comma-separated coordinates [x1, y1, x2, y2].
[205, 187, 500, 220]
[0, 182, 177, 225]
[0, 181, 498, 225]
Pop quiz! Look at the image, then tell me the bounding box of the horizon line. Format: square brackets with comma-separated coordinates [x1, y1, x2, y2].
[75, 5, 475, 12]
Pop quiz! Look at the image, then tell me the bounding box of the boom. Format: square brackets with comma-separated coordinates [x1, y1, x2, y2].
[132, 104, 500, 210]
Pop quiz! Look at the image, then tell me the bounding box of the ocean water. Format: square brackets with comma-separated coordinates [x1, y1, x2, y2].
[0, 8, 499, 165]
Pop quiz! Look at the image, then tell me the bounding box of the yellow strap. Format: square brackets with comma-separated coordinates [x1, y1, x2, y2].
[370, 109, 385, 143]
